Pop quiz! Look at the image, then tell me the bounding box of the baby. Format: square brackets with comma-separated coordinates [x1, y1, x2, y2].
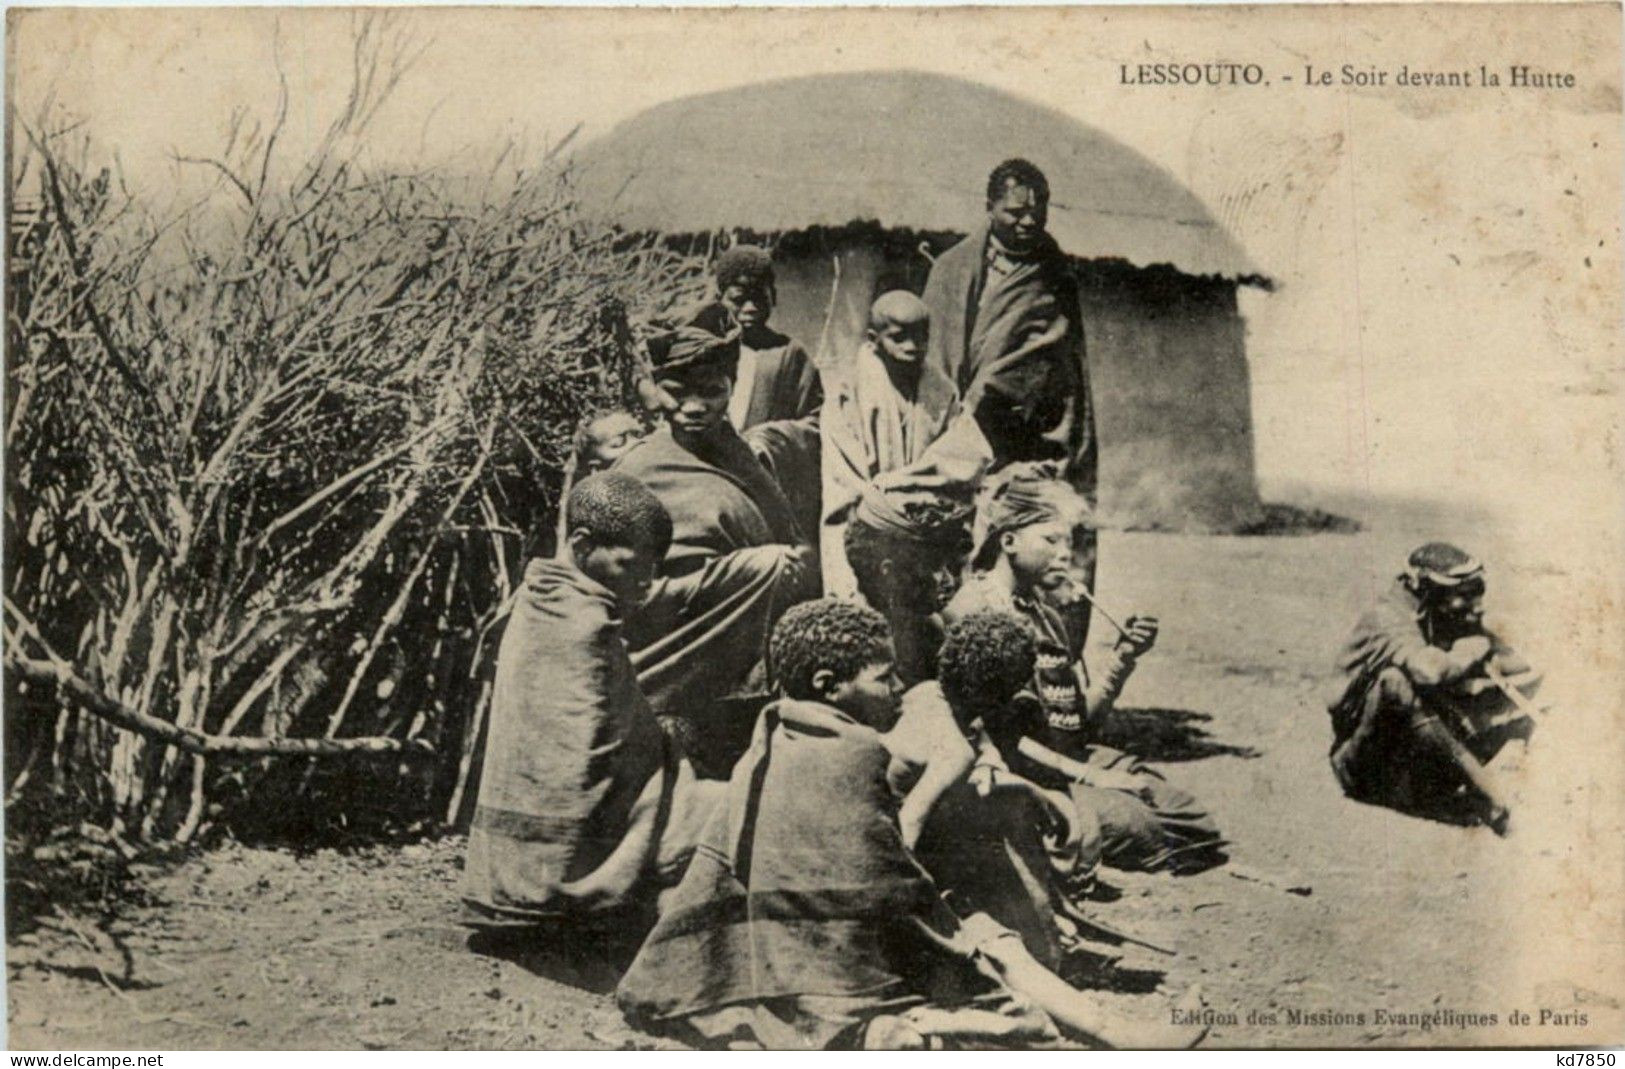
[573, 408, 644, 474]
[554, 408, 645, 553]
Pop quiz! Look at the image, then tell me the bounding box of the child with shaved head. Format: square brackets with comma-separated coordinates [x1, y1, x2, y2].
[822, 290, 965, 597]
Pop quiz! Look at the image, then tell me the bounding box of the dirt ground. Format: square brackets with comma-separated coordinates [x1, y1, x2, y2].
[8, 509, 1623, 1050]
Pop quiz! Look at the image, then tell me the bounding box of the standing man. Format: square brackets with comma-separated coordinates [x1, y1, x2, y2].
[922, 159, 1093, 501]
[922, 159, 1096, 640]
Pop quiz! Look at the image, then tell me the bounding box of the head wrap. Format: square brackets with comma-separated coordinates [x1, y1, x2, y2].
[712, 245, 775, 293]
[848, 432, 982, 546]
[970, 462, 1089, 570]
[851, 481, 974, 546]
[1403, 542, 1484, 591]
[643, 304, 740, 381]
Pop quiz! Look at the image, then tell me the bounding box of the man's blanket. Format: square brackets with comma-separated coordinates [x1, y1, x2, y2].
[921, 219, 1095, 503]
[614, 425, 802, 574]
[462, 559, 717, 927]
[1326, 578, 1541, 756]
[735, 329, 823, 431]
[614, 427, 811, 758]
[617, 699, 1054, 1049]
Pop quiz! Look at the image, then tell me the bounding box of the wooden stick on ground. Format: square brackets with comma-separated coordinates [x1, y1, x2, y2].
[1068, 914, 1177, 957]
[6, 653, 432, 760]
[1228, 864, 1313, 897]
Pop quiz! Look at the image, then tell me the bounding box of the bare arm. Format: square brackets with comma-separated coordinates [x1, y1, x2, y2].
[1080, 647, 1135, 732]
[897, 741, 975, 851]
[1395, 634, 1494, 688]
[1080, 615, 1156, 731]
[888, 688, 977, 851]
[1014, 735, 1142, 794]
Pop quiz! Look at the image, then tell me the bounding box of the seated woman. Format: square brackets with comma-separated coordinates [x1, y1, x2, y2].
[614, 322, 815, 773]
[943, 465, 1223, 875]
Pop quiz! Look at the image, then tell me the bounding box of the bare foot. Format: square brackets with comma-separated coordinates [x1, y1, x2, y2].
[863, 1015, 930, 1050]
[1097, 984, 1209, 1049]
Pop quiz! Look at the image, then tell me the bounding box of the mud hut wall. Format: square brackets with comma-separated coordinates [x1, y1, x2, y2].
[1079, 266, 1263, 531]
[769, 241, 886, 373]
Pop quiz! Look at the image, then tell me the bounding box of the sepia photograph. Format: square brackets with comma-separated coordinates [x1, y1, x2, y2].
[4, 3, 1622, 1051]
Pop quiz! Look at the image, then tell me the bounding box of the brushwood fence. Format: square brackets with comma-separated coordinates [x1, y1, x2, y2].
[4, 46, 704, 845]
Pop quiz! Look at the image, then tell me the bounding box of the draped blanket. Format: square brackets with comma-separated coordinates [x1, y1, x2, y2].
[1325, 579, 1540, 757]
[615, 425, 801, 573]
[617, 700, 1054, 1049]
[1325, 580, 1429, 746]
[921, 220, 1095, 503]
[617, 701, 939, 1015]
[614, 428, 811, 755]
[736, 331, 823, 431]
[745, 418, 823, 581]
[462, 559, 715, 926]
[820, 343, 960, 597]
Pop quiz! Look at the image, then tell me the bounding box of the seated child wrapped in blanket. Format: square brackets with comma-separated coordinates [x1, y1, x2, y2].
[616, 599, 1203, 1049]
[462, 472, 723, 935]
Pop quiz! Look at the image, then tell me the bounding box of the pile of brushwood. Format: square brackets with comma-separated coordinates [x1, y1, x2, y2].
[4, 20, 705, 862]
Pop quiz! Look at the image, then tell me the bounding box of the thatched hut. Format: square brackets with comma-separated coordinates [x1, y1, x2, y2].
[571, 71, 1269, 531]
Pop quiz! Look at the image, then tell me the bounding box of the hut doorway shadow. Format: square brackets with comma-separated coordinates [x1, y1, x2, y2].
[1093, 707, 1261, 763]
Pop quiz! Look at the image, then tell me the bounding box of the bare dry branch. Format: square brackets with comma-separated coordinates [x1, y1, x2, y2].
[8, 652, 431, 758]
